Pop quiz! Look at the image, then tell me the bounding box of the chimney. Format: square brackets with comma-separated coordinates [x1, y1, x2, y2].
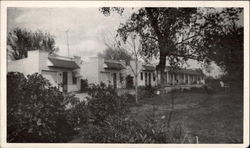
[73, 56, 81, 65]
[119, 60, 126, 66]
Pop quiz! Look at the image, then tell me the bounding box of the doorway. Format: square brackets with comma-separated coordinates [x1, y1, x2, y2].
[63, 72, 68, 92]
[113, 73, 117, 89]
[148, 73, 151, 86]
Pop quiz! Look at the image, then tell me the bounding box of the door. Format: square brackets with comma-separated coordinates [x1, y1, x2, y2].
[126, 75, 134, 88]
[145, 73, 148, 86]
[149, 73, 151, 86]
[63, 72, 68, 92]
[113, 73, 117, 89]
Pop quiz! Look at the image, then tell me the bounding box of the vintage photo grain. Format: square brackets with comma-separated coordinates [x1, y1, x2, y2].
[1, 1, 249, 148]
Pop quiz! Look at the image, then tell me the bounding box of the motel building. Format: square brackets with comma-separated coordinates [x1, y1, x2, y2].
[7, 50, 82, 92]
[126, 60, 157, 88]
[158, 66, 205, 87]
[7, 50, 205, 93]
[80, 55, 127, 89]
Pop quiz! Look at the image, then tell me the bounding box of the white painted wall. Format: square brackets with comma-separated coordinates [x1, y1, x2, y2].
[8, 50, 80, 92]
[38, 50, 80, 92]
[81, 57, 99, 85]
[158, 68, 205, 86]
[82, 56, 125, 88]
[8, 50, 40, 75]
[127, 61, 157, 87]
[100, 70, 125, 88]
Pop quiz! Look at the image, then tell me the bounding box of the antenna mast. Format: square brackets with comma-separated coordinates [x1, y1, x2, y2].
[65, 29, 70, 57]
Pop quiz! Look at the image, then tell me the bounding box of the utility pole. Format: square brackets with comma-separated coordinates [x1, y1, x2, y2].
[65, 29, 70, 57]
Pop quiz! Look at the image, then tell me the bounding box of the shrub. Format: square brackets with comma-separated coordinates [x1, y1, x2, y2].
[120, 93, 136, 105]
[77, 114, 186, 143]
[80, 79, 88, 92]
[63, 93, 89, 129]
[7, 72, 74, 142]
[87, 83, 128, 123]
[138, 86, 157, 100]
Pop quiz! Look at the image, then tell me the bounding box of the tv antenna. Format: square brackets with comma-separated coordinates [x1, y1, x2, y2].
[65, 28, 70, 57]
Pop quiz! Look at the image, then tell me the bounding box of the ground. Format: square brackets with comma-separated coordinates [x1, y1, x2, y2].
[129, 89, 243, 143]
[72, 87, 243, 143]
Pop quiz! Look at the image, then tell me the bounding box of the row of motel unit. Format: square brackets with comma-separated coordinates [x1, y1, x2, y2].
[7, 50, 205, 92]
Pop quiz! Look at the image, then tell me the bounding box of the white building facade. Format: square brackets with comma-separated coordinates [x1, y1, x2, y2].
[157, 66, 205, 86]
[8, 50, 82, 92]
[81, 56, 126, 89]
[126, 61, 157, 88]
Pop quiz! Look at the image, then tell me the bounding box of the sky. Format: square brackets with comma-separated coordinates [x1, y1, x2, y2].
[7, 7, 229, 77]
[7, 8, 130, 58]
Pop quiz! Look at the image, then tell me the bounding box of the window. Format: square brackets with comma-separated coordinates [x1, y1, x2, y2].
[141, 72, 143, 80]
[72, 74, 77, 84]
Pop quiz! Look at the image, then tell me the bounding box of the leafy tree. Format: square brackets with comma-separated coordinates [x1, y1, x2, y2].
[7, 28, 58, 60]
[100, 47, 132, 65]
[100, 7, 243, 92]
[205, 24, 243, 81]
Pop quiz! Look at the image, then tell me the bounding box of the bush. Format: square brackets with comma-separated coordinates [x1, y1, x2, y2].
[87, 83, 128, 123]
[64, 93, 89, 129]
[120, 93, 136, 105]
[7, 72, 75, 142]
[80, 79, 88, 92]
[138, 86, 157, 99]
[77, 114, 186, 143]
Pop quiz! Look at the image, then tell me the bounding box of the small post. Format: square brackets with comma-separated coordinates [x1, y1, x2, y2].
[196, 136, 199, 144]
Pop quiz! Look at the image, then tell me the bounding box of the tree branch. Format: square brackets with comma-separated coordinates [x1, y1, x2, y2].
[145, 8, 162, 38]
[175, 34, 201, 46]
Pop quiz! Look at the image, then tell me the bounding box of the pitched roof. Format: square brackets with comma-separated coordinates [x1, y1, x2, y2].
[142, 65, 155, 71]
[104, 60, 126, 70]
[48, 57, 80, 69]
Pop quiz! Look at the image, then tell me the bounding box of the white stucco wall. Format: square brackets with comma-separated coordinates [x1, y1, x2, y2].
[8, 50, 81, 92]
[82, 56, 126, 88]
[100, 70, 125, 88]
[81, 57, 99, 85]
[127, 61, 157, 87]
[7, 50, 40, 75]
[137, 71, 157, 87]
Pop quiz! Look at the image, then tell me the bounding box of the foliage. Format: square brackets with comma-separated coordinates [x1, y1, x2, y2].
[7, 28, 58, 60]
[87, 83, 129, 123]
[120, 93, 136, 105]
[205, 25, 243, 81]
[100, 47, 132, 65]
[80, 79, 88, 92]
[77, 114, 186, 143]
[138, 86, 157, 99]
[66, 101, 89, 129]
[100, 7, 243, 88]
[7, 72, 74, 142]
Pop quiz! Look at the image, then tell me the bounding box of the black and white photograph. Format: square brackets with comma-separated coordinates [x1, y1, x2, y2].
[0, 1, 249, 147]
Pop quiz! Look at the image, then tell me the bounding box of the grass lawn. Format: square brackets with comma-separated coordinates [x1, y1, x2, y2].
[128, 89, 243, 143]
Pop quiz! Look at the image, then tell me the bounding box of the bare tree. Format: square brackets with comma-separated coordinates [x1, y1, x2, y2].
[102, 31, 143, 103]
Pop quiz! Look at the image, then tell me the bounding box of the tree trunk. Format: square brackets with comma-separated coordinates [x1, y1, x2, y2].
[135, 75, 138, 104]
[156, 53, 167, 95]
[135, 57, 139, 104]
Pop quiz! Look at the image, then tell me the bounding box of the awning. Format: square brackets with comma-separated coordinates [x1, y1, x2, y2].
[165, 66, 203, 75]
[48, 57, 80, 69]
[104, 61, 126, 70]
[142, 65, 155, 71]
